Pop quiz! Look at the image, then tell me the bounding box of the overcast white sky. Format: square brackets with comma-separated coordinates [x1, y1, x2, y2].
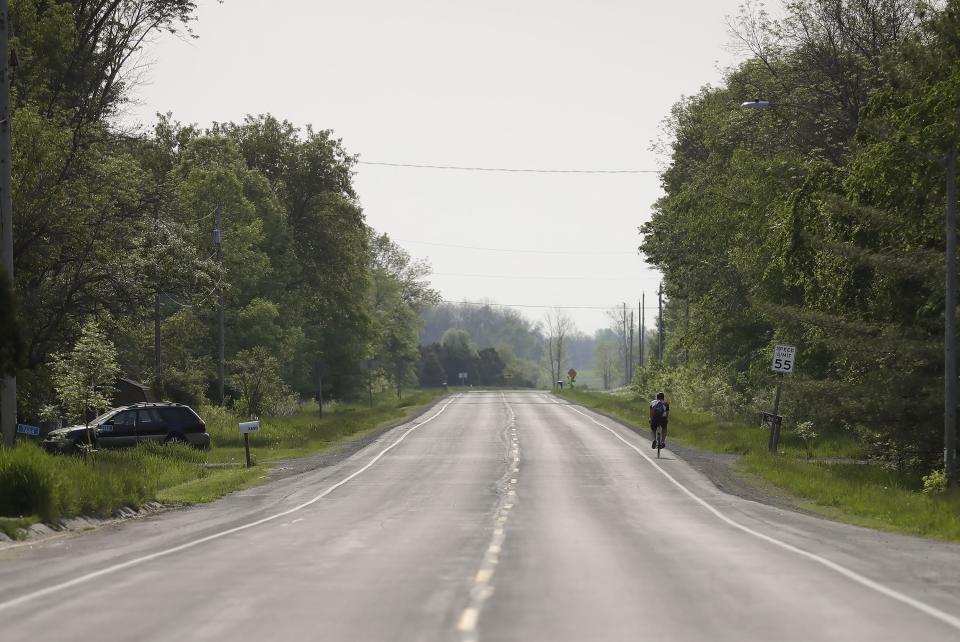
[126, 0, 765, 333]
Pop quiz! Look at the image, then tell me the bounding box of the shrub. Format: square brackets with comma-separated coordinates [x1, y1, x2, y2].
[922, 469, 947, 495]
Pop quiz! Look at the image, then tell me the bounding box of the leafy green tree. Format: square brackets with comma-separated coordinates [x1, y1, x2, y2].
[228, 347, 290, 418]
[48, 320, 120, 444]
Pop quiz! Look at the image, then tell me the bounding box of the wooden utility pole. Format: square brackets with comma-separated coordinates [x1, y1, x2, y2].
[0, 0, 15, 447]
[658, 283, 664, 362]
[622, 302, 628, 386]
[628, 311, 634, 384]
[215, 204, 225, 405]
[640, 294, 645, 369]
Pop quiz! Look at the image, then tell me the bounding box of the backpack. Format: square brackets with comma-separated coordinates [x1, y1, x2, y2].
[651, 399, 667, 419]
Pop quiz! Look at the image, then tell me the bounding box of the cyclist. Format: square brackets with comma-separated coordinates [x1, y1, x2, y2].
[649, 392, 669, 449]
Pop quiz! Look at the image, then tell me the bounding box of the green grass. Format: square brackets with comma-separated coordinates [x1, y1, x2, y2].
[559, 389, 865, 459]
[0, 516, 39, 540]
[0, 389, 449, 537]
[157, 466, 265, 505]
[740, 455, 960, 540]
[201, 389, 448, 465]
[561, 389, 960, 542]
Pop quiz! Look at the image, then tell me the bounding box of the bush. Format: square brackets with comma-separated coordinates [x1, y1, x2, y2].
[922, 469, 947, 495]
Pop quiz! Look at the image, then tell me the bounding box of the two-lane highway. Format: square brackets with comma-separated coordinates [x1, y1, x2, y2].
[1, 391, 959, 641]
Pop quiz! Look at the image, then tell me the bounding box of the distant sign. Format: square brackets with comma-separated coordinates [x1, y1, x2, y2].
[458, 372, 468, 381]
[239, 420, 260, 434]
[16, 424, 39, 437]
[771, 345, 797, 374]
[503, 373, 513, 380]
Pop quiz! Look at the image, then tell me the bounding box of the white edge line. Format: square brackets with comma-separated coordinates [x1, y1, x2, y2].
[561, 401, 960, 633]
[0, 395, 462, 613]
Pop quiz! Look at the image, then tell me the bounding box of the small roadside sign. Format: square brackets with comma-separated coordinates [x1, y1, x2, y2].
[503, 373, 513, 380]
[239, 420, 260, 434]
[771, 345, 797, 374]
[16, 424, 39, 437]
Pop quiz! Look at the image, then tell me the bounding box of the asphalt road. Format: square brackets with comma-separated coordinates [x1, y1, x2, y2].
[1, 391, 960, 641]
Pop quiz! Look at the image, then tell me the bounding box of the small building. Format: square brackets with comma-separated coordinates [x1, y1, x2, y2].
[112, 377, 155, 407]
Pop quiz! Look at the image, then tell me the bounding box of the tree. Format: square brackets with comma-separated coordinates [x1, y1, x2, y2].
[544, 310, 575, 389]
[48, 320, 120, 444]
[477, 347, 506, 386]
[593, 334, 619, 390]
[228, 347, 289, 418]
[441, 328, 479, 385]
[417, 343, 446, 387]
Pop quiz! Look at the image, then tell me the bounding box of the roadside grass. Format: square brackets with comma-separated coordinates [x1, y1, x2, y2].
[157, 466, 265, 505]
[0, 389, 448, 536]
[201, 389, 448, 465]
[559, 389, 865, 459]
[0, 516, 39, 540]
[560, 389, 960, 542]
[740, 455, 960, 540]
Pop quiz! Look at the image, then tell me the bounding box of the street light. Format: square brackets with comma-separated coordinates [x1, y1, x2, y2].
[740, 98, 958, 487]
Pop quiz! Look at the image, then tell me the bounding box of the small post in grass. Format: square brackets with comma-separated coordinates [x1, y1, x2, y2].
[239, 419, 260, 468]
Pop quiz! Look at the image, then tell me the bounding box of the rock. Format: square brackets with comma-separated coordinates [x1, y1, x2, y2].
[0, 531, 12, 543]
[29, 523, 55, 537]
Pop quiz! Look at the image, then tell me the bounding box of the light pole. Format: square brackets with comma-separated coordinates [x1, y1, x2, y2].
[741, 99, 957, 486]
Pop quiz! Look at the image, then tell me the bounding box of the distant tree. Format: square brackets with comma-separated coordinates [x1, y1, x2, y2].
[477, 347, 506, 386]
[417, 343, 446, 387]
[593, 338, 619, 390]
[441, 328, 479, 385]
[544, 309, 575, 389]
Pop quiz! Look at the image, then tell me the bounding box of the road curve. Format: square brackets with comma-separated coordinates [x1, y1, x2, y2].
[0, 391, 958, 642]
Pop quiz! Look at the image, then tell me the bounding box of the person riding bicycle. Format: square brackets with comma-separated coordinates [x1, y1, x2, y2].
[649, 392, 669, 449]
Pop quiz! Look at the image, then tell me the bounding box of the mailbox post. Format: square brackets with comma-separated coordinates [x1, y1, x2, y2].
[239, 420, 260, 468]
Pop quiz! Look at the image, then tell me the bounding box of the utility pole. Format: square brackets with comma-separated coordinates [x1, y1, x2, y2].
[658, 282, 664, 362]
[685, 297, 690, 366]
[215, 204, 225, 405]
[628, 311, 634, 385]
[640, 294, 645, 369]
[622, 302, 628, 386]
[946, 144, 957, 487]
[0, 0, 16, 448]
[154, 204, 162, 396]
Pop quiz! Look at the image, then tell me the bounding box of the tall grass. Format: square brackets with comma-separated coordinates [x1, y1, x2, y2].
[0, 442, 206, 522]
[202, 390, 447, 462]
[560, 389, 865, 459]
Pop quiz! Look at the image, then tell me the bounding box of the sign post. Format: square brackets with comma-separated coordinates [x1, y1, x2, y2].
[239, 420, 260, 468]
[458, 372, 468, 386]
[767, 345, 797, 453]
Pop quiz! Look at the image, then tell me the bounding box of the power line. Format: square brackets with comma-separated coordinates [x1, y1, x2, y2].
[446, 300, 661, 311]
[431, 272, 637, 281]
[397, 238, 638, 256]
[358, 160, 659, 174]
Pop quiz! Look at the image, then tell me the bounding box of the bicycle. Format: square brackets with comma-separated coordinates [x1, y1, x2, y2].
[655, 423, 664, 459]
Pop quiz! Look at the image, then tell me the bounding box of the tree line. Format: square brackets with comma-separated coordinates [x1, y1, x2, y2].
[0, 1, 438, 426]
[640, 0, 960, 471]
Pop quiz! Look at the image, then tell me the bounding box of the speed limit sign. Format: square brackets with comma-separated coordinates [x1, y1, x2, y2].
[771, 345, 797, 374]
